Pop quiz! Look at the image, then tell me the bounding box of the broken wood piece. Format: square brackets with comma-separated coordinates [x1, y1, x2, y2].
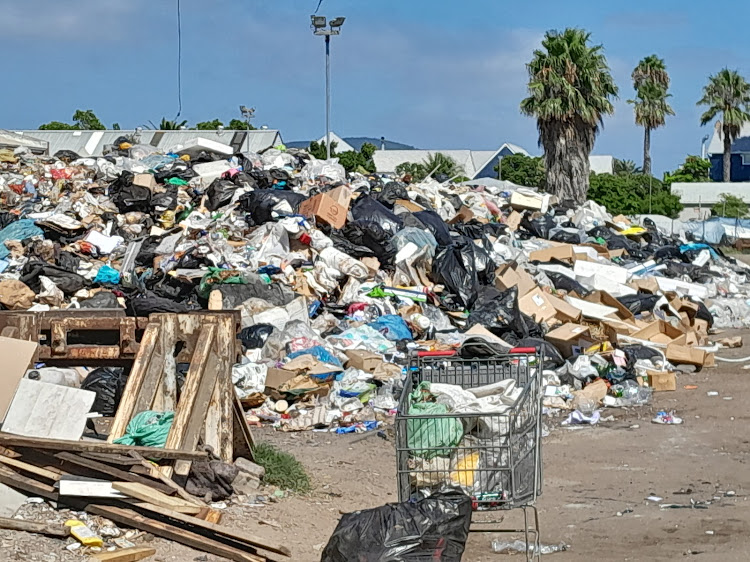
[0, 454, 61, 481]
[112, 482, 202, 514]
[90, 547, 156, 561]
[0, 464, 58, 500]
[195, 507, 223, 524]
[128, 451, 205, 507]
[0, 515, 70, 537]
[0, 434, 208, 461]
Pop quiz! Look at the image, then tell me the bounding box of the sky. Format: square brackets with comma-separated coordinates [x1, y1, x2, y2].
[1, 0, 749, 175]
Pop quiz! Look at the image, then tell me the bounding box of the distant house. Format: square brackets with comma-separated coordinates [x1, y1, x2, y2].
[286, 132, 415, 152]
[706, 124, 750, 181]
[670, 181, 750, 221]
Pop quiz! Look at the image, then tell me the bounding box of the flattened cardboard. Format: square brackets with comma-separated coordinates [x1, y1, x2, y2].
[345, 350, 382, 373]
[264, 368, 296, 390]
[666, 344, 709, 367]
[0, 336, 38, 423]
[529, 243, 575, 263]
[505, 211, 521, 231]
[394, 199, 425, 212]
[584, 291, 635, 322]
[545, 323, 592, 358]
[547, 293, 583, 323]
[495, 263, 535, 297]
[519, 288, 557, 323]
[447, 206, 475, 225]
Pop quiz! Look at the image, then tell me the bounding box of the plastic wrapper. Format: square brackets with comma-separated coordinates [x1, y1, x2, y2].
[319, 246, 369, 280]
[300, 158, 346, 183]
[321, 489, 472, 562]
[367, 314, 413, 341]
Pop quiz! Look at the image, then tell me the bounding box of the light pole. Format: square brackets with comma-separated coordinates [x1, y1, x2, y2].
[701, 134, 709, 160]
[311, 15, 346, 160]
[239, 105, 255, 154]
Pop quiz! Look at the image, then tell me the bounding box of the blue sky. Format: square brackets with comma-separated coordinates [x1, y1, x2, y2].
[1, 0, 749, 175]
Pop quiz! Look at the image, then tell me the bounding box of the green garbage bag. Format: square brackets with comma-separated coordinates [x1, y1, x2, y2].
[407, 382, 463, 459]
[113, 410, 174, 448]
[197, 267, 246, 299]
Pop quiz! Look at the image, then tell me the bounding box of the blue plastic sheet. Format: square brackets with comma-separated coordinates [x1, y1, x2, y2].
[367, 314, 413, 341]
[0, 220, 43, 259]
[286, 345, 342, 367]
[335, 421, 378, 434]
[94, 265, 121, 284]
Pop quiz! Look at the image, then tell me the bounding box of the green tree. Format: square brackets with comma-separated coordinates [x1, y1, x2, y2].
[396, 153, 464, 183]
[112, 123, 121, 130]
[39, 109, 105, 130]
[613, 158, 642, 175]
[336, 142, 377, 174]
[157, 118, 188, 130]
[38, 121, 77, 130]
[196, 119, 224, 130]
[494, 154, 546, 188]
[520, 28, 618, 204]
[588, 173, 682, 217]
[697, 69, 750, 182]
[663, 155, 711, 187]
[308, 140, 338, 160]
[360, 142, 376, 161]
[711, 193, 748, 218]
[228, 118, 255, 130]
[628, 56, 674, 176]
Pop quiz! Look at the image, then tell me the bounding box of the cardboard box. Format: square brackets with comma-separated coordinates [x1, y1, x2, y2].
[545, 323, 592, 358]
[495, 263, 535, 297]
[519, 288, 577, 325]
[505, 211, 522, 231]
[264, 367, 297, 390]
[394, 199, 425, 212]
[584, 291, 635, 322]
[666, 343, 709, 367]
[632, 320, 684, 345]
[447, 206, 475, 225]
[529, 243, 575, 263]
[510, 189, 552, 212]
[345, 350, 382, 373]
[646, 369, 677, 391]
[327, 185, 353, 208]
[133, 174, 157, 190]
[298, 192, 349, 229]
[547, 293, 583, 323]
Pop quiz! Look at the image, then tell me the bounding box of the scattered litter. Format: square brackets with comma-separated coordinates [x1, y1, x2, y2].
[652, 411, 683, 425]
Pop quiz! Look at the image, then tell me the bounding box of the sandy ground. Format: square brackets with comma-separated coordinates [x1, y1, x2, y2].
[5, 331, 750, 561]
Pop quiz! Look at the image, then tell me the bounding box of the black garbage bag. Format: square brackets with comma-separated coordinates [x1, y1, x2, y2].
[467, 286, 519, 335]
[79, 291, 122, 309]
[550, 227, 584, 244]
[328, 232, 378, 259]
[451, 220, 507, 240]
[653, 245, 683, 261]
[206, 178, 238, 211]
[151, 185, 178, 211]
[0, 212, 18, 231]
[81, 367, 128, 417]
[341, 220, 395, 264]
[459, 336, 512, 358]
[153, 164, 197, 184]
[321, 488, 472, 562]
[621, 344, 663, 370]
[54, 149, 81, 163]
[617, 293, 662, 315]
[215, 274, 297, 308]
[238, 324, 274, 350]
[239, 190, 307, 225]
[351, 195, 403, 234]
[414, 210, 452, 247]
[509, 337, 565, 369]
[431, 240, 479, 310]
[695, 300, 714, 328]
[109, 172, 152, 214]
[375, 181, 409, 208]
[544, 271, 588, 296]
[126, 292, 191, 316]
[520, 214, 556, 239]
[468, 238, 496, 286]
[587, 225, 615, 241]
[56, 251, 81, 273]
[20, 261, 87, 294]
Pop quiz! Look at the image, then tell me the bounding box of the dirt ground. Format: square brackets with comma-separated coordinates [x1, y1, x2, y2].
[5, 330, 750, 561]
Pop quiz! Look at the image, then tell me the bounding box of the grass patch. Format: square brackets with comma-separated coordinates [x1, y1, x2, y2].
[252, 442, 312, 494]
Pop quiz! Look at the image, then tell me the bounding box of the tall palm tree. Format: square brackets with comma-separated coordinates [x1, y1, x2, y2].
[520, 28, 618, 205]
[697, 69, 750, 182]
[632, 54, 669, 91]
[628, 82, 675, 176]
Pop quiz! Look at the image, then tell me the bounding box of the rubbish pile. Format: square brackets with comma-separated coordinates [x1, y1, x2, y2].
[0, 138, 748, 436]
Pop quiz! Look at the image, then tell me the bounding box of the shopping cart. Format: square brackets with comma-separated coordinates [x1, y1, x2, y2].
[395, 348, 544, 560]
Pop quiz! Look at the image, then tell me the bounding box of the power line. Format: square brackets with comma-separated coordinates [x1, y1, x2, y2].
[314, 0, 324, 14]
[175, 0, 183, 118]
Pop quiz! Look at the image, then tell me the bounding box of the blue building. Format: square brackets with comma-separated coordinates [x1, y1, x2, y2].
[707, 126, 750, 182]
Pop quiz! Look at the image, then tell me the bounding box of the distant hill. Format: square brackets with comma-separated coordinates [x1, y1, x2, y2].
[286, 136, 416, 151]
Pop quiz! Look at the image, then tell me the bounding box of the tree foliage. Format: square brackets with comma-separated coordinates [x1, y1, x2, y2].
[228, 118, 255, 130]
[520, 28, 618, 204]
[711, 193, 748, 218]
[157, 118, 189, 130]
[494, 154, 546, 188]
[396, 152, 465, 183]
[613, 158, 642, 175]
[336, 142, 377, 174]
[308, 140, 338, 160]
[196, 119, 223, 130]
[589, 173, 682, 218]
[698, 68, 750, 181]
[662, 155, 711, 187]
[39, 109, 105, 130]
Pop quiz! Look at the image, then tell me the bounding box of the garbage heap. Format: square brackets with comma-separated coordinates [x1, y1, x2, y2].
[0, 139, 747, 431]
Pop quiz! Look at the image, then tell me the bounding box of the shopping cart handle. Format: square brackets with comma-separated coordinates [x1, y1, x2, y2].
[509, 347, 537, 354]
[416, 350, 457, 357]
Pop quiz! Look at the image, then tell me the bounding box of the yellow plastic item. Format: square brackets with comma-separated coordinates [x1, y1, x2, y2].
[64, 519, 103, 547]
[450, 451, 480, 487]
[180, 154, 191, 161]
[620, 226, 647, 236]
[119, 142, 133, 150]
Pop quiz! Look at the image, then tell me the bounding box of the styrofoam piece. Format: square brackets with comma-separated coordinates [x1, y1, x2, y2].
[172, 138, 233, 158]
[538, 263, 576, 279]
[193, 160, 233, 186]
[564, 296, 617, 320]
[573, 260, 629, 285]
[655, 277, 709, 299]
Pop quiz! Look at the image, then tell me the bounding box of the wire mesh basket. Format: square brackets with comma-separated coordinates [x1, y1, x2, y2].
[395, 351, 543, 511]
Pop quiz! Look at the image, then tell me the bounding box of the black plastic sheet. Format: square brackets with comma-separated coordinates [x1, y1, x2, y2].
[431, 240, 479, 310]
[414, 210, 452, 246]
[238, 324, 274, 350]
[20, 261, 87, 294]
[520, 214, 556, 239]
[321, 489, 472, 562]
[617, 293, 661, 315]
[109, 172, 152, 214]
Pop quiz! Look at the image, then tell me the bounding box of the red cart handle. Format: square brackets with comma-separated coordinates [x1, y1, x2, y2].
[416, 350, 457, 357]
[509, 347, 537, 354]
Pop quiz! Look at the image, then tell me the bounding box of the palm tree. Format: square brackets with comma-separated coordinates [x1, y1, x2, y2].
[697, 69, 750, 182]
[153, 117, 188, 130]
[520, 28, 618, 204]
[632, 54, 669, 90]
[613, 158, 642, 175]
[628, 82, 675, 176]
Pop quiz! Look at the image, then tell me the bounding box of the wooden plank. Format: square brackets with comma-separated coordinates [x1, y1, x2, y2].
[130, 503, 291, 557]
[86, 505, 269, 562]
[133, 318, 168, 416]
[128, 452, 204, 507]
[108, 323, 159, 442]
[0, 435, 208, 461]
[0, 464, 58, 500]
[58, 478, 126, 498]
[0, 454, 61, 481]
[232, 391, 255, 460]
[92, 547, 156, 562]
[112, 482, 202, 514]
[0, 516, 70, 537]
[54, 452, 174, 495]
[195, 507, 223, 524]
[158, 315, 178, 413]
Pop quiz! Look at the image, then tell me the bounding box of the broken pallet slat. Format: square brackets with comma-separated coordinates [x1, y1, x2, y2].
[128, 451, 204, 507]
[0, 435, 208, 461]
[112, 482, 202, 514]
[86, 504, 271, 562]
[0, 464, 58, 500]
[0, 516, 70, 537]
[0, 454, 61, 481]
[91, 547, 156, 562]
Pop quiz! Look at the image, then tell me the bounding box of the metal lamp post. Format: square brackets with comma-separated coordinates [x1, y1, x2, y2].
[311, 15, 346, 160]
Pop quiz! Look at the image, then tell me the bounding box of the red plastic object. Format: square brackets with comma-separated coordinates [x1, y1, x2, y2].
[509, 347, 537, 354]
[416, 350, 457, 357]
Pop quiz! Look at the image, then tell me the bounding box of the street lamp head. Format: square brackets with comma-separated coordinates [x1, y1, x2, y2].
[329, 17, 346, 28]
[311, 15, 327, 29]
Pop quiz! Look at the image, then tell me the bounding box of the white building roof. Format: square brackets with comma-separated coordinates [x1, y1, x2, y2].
[589, 155, 614, 174]
[10, 129, 282, 157]
[671, 181, 750, 205]
[315, 132, 355, 153]
[706, 123, 750, 155]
